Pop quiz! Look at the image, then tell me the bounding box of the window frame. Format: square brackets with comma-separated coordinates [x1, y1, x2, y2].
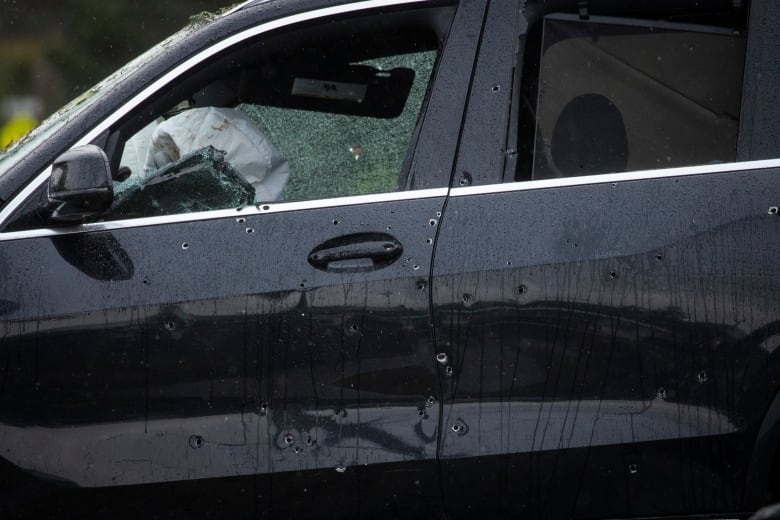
[0, 0, 463, 239]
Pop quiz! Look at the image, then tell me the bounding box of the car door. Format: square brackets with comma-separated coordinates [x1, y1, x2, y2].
[434, 0, 780, 518]
[0, 2, 483, 518]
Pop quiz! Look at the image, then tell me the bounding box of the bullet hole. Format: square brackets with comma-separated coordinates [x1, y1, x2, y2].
[609, 271, 617, 279]
[436, 352, 448, 364]
[181, 242, 190, 250]
[657, 387, 667, 400]
[386, 225, 392, 230]
[506, 261, 512, 266]
[655, 254, 664, 261]
[383, 243, 394, 251]
[418, 408, 425, 417]
[236, 217, 246, 223]
[628, 464, 639, 475]
[517, 285, 527, 295]
[294, 446, 303, 454]
[348, 323, 359, 334]
[337, 408, 348, 419]
[336, 464, 347, 473]
[142, 278, 151, 286]
[164, 321, 176, 331]
[429, 219, 438, 227]
[306, 437, 315, 447]
[445, 365, 454, 376]
[416, 280, 427, 291]
[413, 265, 420, 270]
[260, 402, 268, 416]
[458, 175, 472, 187]
[245, 228, 255, 234]
[462, 293, 472, 304]
[492, 84, 501, 92]
[436, 211, 442, 217]
[697, 370, 708, 383]
[769, 207, 779, 215]
[426, 396, 436, 407]
[333, 219, 340, 225]
[426, 238, 433, 245]
[283, 433, 295, 446]
[189, 435, 204, 449]
[260, 204, 270, 211]
[300, 281, 306, 288]
[451, 418, 468, 435]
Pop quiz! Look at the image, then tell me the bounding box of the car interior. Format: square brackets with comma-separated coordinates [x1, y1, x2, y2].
[513, 0, 750, 181]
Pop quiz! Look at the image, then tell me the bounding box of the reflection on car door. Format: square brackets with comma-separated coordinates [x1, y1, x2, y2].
[433, 1, 780, 519]
[0, 3, 485, 519]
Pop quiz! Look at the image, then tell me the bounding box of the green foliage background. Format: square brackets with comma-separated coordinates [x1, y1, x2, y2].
[0, 0, 228, 117]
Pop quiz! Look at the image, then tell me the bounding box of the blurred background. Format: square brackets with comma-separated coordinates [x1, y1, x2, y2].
[0, 0, 228, 148]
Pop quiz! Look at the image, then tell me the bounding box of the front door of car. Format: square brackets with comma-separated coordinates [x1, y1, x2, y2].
[433, 1, 780, 519]
[0, 2, 484, 518]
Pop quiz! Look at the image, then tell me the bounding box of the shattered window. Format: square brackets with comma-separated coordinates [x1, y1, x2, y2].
[238, 50, 437, 202]
[108, 39, 438, 220]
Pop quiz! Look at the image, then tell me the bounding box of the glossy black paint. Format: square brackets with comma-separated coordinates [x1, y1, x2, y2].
[433, 167, 780, 517]
[1, 0, 780, 518]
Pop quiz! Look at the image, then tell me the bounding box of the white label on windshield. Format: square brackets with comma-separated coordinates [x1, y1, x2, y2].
[291, 77, 367, 103]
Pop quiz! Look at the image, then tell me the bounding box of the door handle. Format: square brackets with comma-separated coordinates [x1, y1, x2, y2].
[308, 232, 403, 272]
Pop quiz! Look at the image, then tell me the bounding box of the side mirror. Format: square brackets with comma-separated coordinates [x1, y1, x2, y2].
[46, 144, 113, 224]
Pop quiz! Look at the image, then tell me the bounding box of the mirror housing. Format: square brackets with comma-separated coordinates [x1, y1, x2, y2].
[47, 145, 113, 224]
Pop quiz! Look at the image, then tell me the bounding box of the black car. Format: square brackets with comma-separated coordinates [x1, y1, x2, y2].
[1, 0, 779, 518]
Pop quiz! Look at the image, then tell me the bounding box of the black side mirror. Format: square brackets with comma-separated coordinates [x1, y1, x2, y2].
[46, 144, 113, 224]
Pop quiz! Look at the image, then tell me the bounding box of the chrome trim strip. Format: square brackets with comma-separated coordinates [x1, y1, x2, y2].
[0, 0, 431, 228]
[0, 188, 448, 242]
[222, 0, 261, 16]
[451, 158, 780, 197]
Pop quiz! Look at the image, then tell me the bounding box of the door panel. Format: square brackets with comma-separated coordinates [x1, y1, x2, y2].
[433, 167, 780, 518]
[0, 195, 443, 514]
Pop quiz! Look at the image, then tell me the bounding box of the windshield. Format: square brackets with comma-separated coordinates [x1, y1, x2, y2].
[0, 23, 203, 175]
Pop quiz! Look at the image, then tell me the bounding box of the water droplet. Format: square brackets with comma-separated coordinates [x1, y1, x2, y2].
[436, 352, 448, 364]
